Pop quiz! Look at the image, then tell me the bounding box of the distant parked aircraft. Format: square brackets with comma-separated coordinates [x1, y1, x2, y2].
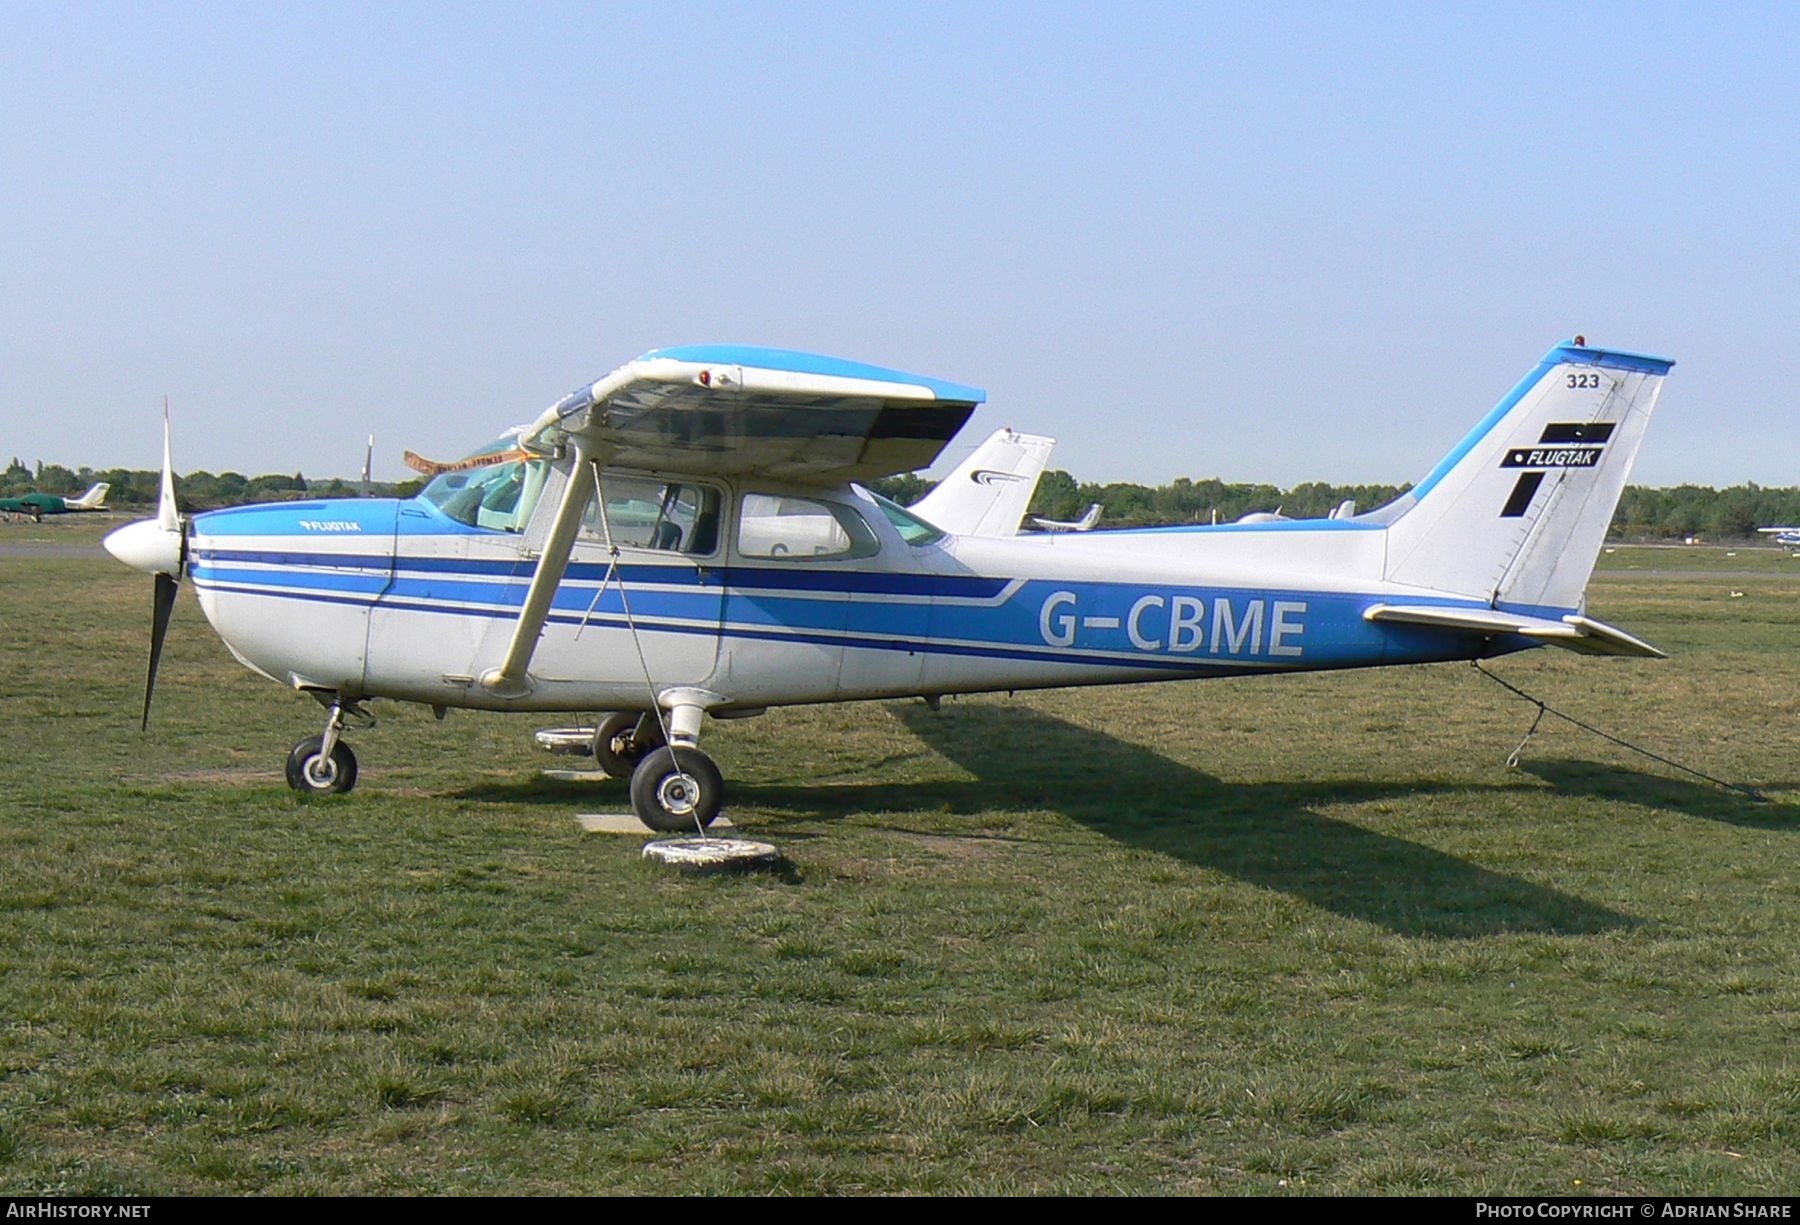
[0, 483, 109, 522]
[1234, 499, 1358, 527]
[1031, 503, 1102, 533]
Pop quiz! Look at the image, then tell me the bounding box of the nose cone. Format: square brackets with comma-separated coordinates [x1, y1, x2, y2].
[105, 518, 184, 577]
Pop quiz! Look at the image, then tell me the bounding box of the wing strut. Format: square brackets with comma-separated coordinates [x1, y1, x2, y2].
[478, 444, 598, 697]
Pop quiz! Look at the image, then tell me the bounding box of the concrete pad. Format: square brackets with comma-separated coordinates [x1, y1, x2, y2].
[576, 811, 736, 834]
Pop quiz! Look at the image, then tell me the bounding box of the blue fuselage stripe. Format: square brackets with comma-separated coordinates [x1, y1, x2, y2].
[191, 548, 1011, 599]
[190, 577, 1299, 675]
[191, 552, 1553, 674]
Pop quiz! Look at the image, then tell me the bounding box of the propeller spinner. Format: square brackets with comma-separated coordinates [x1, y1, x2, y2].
[103, 403, 188, 729]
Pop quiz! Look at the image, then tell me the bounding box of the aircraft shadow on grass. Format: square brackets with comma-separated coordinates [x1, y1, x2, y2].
[468, 707, 1790, 938]
[732, 702, 1637, 940]
[1516, 759, 1798, 831]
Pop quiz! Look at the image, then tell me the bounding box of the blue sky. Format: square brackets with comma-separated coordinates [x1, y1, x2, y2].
[3, 2, 1795, 488]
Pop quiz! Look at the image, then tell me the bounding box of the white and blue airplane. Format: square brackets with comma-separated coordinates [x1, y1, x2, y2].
[105, 339, 1672, 831]
[1758, 526, 1800, 547]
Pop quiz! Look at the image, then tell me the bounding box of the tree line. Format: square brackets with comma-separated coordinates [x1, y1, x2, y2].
[1, 458, 421, 507]
[877, 469, 1800, 540]
[8, 455, 1798, 540]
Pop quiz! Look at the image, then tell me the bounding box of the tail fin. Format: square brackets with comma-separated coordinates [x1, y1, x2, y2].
[1033, 503, 1102, 533]
[69, 482, 109, 509]
[912, 428, 1055, 537]
[1380, 340, 1672, 611]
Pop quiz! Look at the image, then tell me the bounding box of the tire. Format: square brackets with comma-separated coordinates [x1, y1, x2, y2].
[591, 711, 659, 778]
[285, 735, 359, 795]
[629, 746, 724, 832]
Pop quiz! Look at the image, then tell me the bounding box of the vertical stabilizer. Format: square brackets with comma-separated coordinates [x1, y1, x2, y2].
[1381, 340, 1672, 612]
[912, 428, 1056, 537]
[69, 482, 110, 509]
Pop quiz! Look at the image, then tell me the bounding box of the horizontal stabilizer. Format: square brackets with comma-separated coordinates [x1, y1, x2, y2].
[1364, 603, 1665, 658]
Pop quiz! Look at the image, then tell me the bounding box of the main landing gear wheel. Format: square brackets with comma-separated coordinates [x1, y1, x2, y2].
[591, 711, 664, 779]
[629, 746, 724, 832]
[285, 735, 359, 795]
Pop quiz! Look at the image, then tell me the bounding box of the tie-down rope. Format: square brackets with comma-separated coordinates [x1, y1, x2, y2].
[1471, 661, 1766, 803]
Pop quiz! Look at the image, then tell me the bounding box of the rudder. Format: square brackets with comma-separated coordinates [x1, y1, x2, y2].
[1380, 340, 1673, 612]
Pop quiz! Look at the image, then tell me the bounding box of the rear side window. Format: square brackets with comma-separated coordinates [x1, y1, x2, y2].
[737, 494, 878, 560]
[868, 491, 945, 546]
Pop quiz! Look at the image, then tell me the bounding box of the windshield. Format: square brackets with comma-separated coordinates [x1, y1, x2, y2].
[868, 490, 945, 546]
[418, 440, 548, 531]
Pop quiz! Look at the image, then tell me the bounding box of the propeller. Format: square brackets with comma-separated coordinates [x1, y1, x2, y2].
[103, 401, 188, 729]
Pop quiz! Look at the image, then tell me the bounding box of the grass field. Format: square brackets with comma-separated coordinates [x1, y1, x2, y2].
[1, 519, 1797, 1194]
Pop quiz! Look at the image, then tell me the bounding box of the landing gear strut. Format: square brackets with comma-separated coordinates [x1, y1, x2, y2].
[285, 698, 368, 795]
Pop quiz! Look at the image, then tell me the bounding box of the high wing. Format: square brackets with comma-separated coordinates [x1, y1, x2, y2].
[523, 345, 985, 484]
[484, 346, 985, 697]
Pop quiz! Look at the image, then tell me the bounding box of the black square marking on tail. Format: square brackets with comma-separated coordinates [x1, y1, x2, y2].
[1495, 422, 1615, 516]
[1500, 472, 1545, 518]
[1539, 421, 1615, 444]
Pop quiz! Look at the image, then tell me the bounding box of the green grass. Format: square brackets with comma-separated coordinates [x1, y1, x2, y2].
[0, 537, 1796, 1194]
[1596, 542, 1800, 574]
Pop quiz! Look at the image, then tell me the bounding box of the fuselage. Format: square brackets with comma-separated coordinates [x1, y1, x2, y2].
[184, 473, 1534, 716]
[0, 483, 107, 516]
[1, 492, 69, 515]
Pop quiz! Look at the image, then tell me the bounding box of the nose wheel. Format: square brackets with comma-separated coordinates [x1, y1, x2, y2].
[285, 698, 367, 795]
[286, 735, 359, 794]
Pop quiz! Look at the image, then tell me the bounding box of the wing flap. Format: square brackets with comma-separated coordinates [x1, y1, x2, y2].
[1363, 603, 1665, 658]
[526, 347, 984, 484]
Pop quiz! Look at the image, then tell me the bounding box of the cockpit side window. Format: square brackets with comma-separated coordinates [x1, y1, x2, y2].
[579, 475, 721, 556]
